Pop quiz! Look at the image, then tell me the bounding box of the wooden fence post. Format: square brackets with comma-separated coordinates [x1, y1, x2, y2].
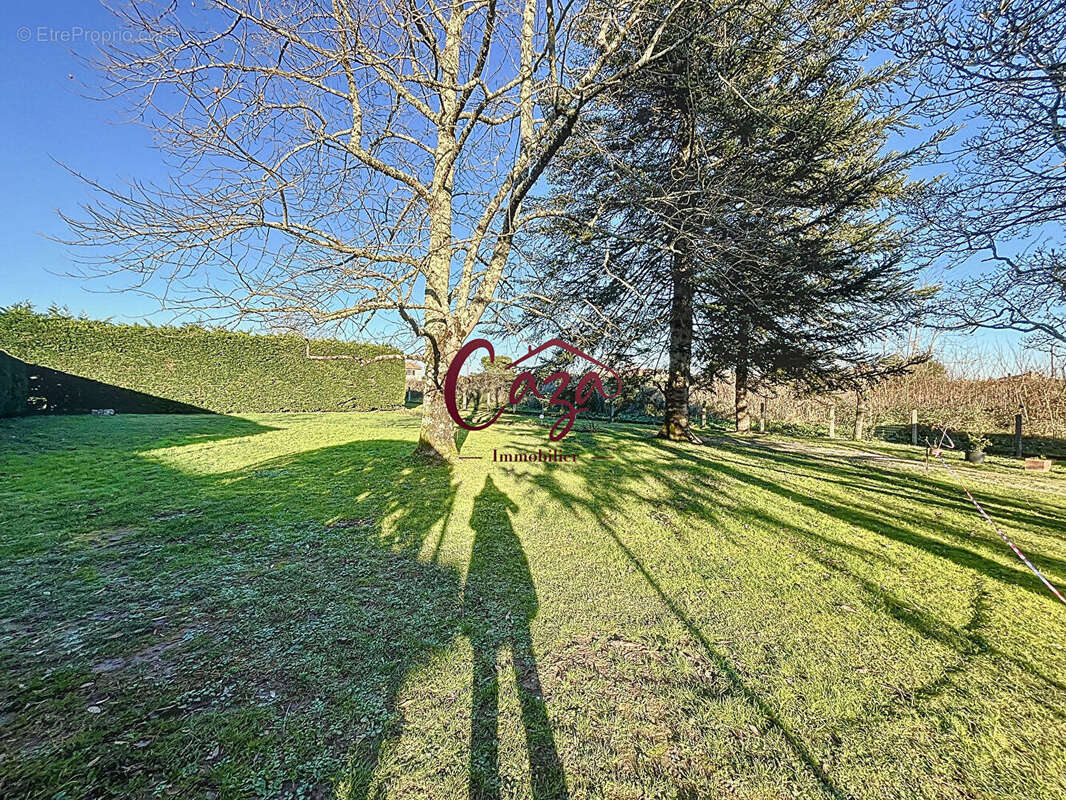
[610, 400, 615, 422]
[910, 408, 918, 446]
[759, 401, 766, 433]
[700, 404, 706, 428]
[1015, 408, 1024, 458]
[828, 405, 836, 439]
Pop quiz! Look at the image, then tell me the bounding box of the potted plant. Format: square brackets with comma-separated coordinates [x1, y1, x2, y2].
[964, 433, 991, 464]
[950, 406, 992, 465]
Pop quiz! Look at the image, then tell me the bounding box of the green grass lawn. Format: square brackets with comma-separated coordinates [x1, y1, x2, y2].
[1, 411, 1065, 799]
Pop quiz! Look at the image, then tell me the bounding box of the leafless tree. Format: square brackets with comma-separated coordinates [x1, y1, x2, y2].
[61, 0, 678, 460]
[948, 245, 1066, 346]
[902, 1, 1066, 349]
[905, 0, 1066, 243]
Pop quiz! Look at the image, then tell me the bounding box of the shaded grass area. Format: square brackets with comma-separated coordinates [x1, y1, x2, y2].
[1, 412, 1065, 799]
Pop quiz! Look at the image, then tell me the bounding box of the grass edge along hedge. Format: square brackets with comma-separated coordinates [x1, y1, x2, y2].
[0, 309, 404, 415]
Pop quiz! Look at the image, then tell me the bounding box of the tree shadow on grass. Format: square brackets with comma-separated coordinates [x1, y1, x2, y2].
[655, 439, 1066, 598]
[464, 475, 568, 800]
[520, 454, 847, 800]
[719, 437, 1066, 541]
[0, 416, 463, 800]
[643, 436, 1066, 685]
[516, 422, 1066, 798]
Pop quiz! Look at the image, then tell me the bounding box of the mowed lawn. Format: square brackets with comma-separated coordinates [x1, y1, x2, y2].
[1, 412, 1065, 800]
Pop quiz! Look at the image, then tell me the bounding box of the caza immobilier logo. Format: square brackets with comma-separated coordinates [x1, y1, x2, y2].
[443, 338, 622, 441]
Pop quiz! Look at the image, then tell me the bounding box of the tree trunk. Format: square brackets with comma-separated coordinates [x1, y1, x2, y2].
[735, 366, 750, 432]
[735, 324, 751, 432]
[417, 380, 457, 460]
[415, 193, 459, 460]
[659, 249, 694, 441]
[657, 71, 697, 443]
[416, 333, 459, 461]
[415, 23, 461, 463]
[853, 391, 867, 440]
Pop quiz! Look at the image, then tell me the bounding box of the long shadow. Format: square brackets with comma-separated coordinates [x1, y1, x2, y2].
[787, 437, 1063, 521]
[511, 420, 1065, 797]
[654, 439, 1066, 598]
[520, 452, 846, 799]
[0, 415, 462, 800]
[731, 502, 1066, 705]
[464, 475, 568, 800]
[0, 411, 273, 453]
[710, 435, 1066, 539]
[22, 357, 213, 414]
[655, 435, 1066, 702]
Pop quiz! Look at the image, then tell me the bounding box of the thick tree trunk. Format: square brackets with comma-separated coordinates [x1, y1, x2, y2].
[853, 390, 867, 440]
[658, 70, 697, 443]
[415, 183, 458, 461]
[417, 378, 457, 460]
[415, 326, 462, 462]
[735, 323, 751, 432]
[659, 249, 694, 441]
[735, 363, 750, 432]
[415, 330, 459, 461]
[415, 21, 461, 463]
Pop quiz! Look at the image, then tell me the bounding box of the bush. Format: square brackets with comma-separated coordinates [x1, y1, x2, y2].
[0, 349, 28, 417]
[0, 308, 403, 414]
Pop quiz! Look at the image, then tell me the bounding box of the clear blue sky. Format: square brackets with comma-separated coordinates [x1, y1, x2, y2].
[0, 3, 1041, 372]
[1, 2, 176, 322]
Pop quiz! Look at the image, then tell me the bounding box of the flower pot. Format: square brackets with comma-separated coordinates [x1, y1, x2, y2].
[965, 450, 986, 464]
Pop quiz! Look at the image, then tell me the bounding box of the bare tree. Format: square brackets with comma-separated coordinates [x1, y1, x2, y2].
[62, 0, 677, 460]
[947, 245, 1066, 346]
[905, 0, 1066, 243]
[902, 1, 1066, 350]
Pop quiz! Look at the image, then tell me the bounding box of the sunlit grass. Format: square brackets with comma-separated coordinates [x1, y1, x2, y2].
[1, 411, 1064, 799]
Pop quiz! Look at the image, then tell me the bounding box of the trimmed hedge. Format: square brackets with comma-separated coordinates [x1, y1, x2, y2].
[0, 349, 28, 417]
[0, 309, 404, 414]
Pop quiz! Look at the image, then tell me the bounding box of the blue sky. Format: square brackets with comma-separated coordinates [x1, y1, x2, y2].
[0, 2, 1045, 372]
[2, 2, 173, 322]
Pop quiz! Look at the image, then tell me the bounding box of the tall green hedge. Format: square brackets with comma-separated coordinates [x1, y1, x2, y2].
[0, 349, 28, 417]
[0, 308, 404, 414]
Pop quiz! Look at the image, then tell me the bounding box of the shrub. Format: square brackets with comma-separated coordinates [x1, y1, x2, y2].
[0, 308, 403, 414]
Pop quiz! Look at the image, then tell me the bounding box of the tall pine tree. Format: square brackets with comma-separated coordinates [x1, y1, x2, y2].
[519, 0, 932, 435]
